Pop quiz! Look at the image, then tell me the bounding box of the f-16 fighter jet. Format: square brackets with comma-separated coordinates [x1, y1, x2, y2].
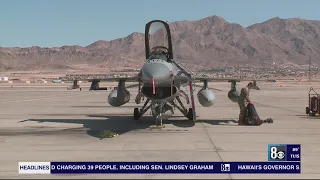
[66, 20, 274, 126]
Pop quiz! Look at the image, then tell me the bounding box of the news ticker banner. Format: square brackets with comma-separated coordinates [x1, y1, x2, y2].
[268, 144, 300, 161]
[19, 161, 301, 174]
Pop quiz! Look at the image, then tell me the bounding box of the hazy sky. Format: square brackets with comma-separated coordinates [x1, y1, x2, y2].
[0, 0, 319, 47]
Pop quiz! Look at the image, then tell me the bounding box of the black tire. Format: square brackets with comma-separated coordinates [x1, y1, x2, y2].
[306, 107, 310, 114]
[134, 108, 140, 120]
[187, 108, 194, 120]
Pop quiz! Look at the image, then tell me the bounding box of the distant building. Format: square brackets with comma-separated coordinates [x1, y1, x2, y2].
[52, 79, 62, 83]
[0, 77, 8, 81]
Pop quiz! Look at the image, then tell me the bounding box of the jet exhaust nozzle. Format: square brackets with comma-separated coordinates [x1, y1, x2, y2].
[108, 89, 130, 107]
[197, 89, 216, 107]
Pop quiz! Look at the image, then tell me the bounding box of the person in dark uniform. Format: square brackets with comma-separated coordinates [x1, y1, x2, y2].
[237, 82, 260, 125]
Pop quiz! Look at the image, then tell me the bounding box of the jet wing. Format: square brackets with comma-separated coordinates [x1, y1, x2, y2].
[194, 77, 276, 83]
[63, 76, 140, 82]
[63, 76, 141, 90]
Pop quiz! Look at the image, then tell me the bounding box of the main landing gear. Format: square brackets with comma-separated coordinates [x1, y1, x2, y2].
[187, 108, 194, 120]
[133, 97, 195, 125]
[133, 99, 151, 122]
[134, 108, 140, 120]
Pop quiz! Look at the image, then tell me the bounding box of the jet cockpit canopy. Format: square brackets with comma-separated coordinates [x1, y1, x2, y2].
[145, 20, 173, 61]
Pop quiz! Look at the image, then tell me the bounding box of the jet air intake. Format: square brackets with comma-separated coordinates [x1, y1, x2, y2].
[142, 85, 178, 102]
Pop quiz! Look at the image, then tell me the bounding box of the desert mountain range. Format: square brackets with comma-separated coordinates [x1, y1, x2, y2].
[1, 15, 320, 72]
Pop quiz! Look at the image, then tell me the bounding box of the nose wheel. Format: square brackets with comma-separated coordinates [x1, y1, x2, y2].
[156, 113, 163, 127]
[134, 108, 140, 120]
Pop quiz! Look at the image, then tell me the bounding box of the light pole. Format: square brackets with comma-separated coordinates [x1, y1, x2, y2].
[308, 58, 311, 82]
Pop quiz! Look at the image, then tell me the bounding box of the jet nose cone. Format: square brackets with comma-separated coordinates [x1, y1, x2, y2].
[141, 60, 172, 85]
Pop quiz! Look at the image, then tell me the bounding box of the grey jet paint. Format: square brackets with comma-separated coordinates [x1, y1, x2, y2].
[65, 20, 275, 126]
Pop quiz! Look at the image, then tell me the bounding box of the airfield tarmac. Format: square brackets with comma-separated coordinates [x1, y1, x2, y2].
[1, 81, 320, 179]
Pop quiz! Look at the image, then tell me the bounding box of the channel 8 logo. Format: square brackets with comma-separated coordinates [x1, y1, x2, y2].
[221, 164, 230, 172]
[268, 144, 286, 161]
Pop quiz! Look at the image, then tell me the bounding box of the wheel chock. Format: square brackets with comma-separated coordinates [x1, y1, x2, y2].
[100, 130, 118, 138]
[150, 125, 166, 129]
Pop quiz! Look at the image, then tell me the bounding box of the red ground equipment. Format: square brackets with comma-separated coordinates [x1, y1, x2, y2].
[306, 87, 320, 116]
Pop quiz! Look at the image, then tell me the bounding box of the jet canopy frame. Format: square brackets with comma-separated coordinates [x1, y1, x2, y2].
[145, 20, 174, 60]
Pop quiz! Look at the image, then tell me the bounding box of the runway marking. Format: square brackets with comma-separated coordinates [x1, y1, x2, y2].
[200, 122, 233, 179]
[0, 93, 95, 104]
